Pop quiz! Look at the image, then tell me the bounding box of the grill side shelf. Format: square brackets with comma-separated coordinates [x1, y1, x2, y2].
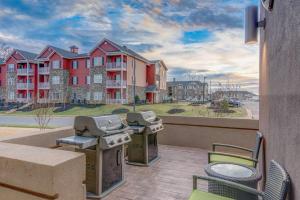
[56, 136, 98, 149]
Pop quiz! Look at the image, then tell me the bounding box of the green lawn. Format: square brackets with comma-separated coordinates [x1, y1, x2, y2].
[0, 103, 248, 118]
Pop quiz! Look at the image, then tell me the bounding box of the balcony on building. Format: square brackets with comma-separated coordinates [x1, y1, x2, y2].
[39, 82, 50, 89]
[106, 98, 128, 104]
[106, 62, 127, 71]
[106, 79, 127, 88]
[16, 94, 32, 103]
[17, 68, 34, 76]
[16, 82, 34, 90]
[38, 66, 50, 74]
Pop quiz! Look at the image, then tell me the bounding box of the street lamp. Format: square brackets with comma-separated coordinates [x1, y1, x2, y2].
[202, 76, 206, 104]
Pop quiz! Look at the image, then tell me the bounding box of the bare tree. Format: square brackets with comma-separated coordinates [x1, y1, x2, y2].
[34, 99, 55, 130]
[0, 42, 13, 60]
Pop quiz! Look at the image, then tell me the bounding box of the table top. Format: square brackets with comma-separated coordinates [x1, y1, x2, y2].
[205, 162, 262, 182]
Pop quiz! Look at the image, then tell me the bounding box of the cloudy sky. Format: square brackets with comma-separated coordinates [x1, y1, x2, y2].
[0, 0, 259, 93]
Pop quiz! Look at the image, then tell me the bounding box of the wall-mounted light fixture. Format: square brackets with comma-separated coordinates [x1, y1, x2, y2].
[244, 6, 266, 44]
[261, 0, 274, 11]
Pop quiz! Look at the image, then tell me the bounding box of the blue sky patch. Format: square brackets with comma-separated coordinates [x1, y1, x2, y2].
[182, 30, 212, 44]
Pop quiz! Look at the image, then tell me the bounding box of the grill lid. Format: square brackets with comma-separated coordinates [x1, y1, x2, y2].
[74, 115, 125, 137]
[127, 111, 161, 126]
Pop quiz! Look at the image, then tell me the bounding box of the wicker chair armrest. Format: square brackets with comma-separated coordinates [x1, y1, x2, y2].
[212, 143, 254, 153]
[193, 175, 264, 197]
[208, 151, 258, 164]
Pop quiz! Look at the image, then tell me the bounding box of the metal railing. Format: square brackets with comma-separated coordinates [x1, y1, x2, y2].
[106, 98, 128, 104]
[39, 82, 50, 89]
[106, 80, 127, 88]
[16, 97, 32, 103]
[16, 83, 34, 90]
[17, 68, 34, 75]
[106, 62, 127, 70]
[38, 67, 50, 74]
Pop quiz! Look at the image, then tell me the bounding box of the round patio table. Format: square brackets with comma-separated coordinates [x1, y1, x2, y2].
[205, 162, 262, 200]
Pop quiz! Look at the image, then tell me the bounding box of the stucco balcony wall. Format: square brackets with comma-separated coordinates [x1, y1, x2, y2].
[0, 142, 85, 200]
[159, 116, 259, 152]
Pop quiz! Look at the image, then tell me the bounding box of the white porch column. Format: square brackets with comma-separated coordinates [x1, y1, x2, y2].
[26, 61, 29, 102]
[121, 54, 123, 104]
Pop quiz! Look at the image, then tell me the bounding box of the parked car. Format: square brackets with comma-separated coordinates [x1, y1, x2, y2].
[228, 98, 241, 107]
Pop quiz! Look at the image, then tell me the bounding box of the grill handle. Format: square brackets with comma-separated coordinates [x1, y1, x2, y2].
[116, 150, 122, 166]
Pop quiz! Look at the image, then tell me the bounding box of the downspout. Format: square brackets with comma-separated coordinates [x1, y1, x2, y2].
[133, 57, 136, 112]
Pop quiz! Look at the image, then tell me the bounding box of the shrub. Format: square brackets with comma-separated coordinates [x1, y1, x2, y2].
[167, 108, 185, 114]
[112, 108, 130, 114]
[134, 95, 140, 104]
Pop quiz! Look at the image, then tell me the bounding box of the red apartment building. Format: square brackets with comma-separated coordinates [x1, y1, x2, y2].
[0, 38, 168, 104]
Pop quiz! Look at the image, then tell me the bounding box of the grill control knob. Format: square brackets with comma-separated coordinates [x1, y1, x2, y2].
[118, 138, 123, 143]
[124, 136, 130, 141]
[109, 141, 115, 146]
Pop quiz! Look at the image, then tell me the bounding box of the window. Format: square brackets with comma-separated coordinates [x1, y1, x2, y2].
[52, 60, 60, 69]
[86, 59, 90, 68]
[93, 57, 103, 67]
[93, 92, 102, 101]
[52, 92, 60, 100]
[86, 76, 91, 85]
[8, 92, 14, 100]
[8, 64, 14, 72]
[86, 92, 91, 100]
[94, 74, 102, 83]
[52, 76, 60, 84]
[8, 77, 14, 85]
[72, 60, 78, 69]
[72, 76, 78, 85]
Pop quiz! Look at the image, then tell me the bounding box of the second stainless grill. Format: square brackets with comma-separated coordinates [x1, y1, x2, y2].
[126, 111, 164, 166]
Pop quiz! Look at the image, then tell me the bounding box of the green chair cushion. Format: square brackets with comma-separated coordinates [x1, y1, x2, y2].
[209, 153, 255, 167]
[188, 189, 233, 200]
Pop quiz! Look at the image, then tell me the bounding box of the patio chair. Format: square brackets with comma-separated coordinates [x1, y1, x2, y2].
[189, 160, 290, 200]
[208, 131, 263, 167]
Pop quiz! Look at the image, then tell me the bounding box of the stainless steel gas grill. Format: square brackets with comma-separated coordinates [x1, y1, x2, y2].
[56, 115, 132, 199]
[126, 111, 164, 166]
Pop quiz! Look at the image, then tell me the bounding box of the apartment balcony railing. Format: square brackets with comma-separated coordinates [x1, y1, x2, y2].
[17, 68, 34, 75]
[106, 98, 128, 104]
[106, 62, 127, 70]
[16, 83, 34, 90]
[39, 82, 50, 89]
[16, 97, 32, 103]
[38, 98, 50, 103]
[106, 80, 127, 88]
[38, 67, 50, 74]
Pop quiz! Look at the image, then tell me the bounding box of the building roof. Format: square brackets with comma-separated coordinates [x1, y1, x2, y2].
[15, 49, 38, 60]
[49, 46, 88, 59]
[150, 60, 168, 70]
[92, 38, 150, 63]
[167, 80, 208, 86]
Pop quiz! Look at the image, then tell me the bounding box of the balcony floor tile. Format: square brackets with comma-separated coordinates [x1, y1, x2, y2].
[100, 145, 207, 200]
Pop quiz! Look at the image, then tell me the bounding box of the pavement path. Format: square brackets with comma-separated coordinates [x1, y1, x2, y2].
[0, 115, 74, 127]
[243, 101, 259, 119]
